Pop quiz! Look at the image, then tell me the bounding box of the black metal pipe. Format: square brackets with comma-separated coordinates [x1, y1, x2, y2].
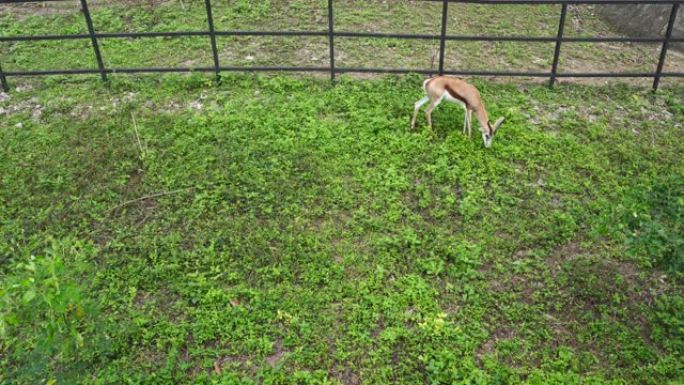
[3, 66, 683, 78]
[3, 66, 330, 76]
[4, 69, 104, 76]
[111, 66, 329, 73]
[0, 0, 65, 3]
[4, 31, 684, 44]
[444, 35, 684, 42]
[0, 62, 9, 92]
[337, 67, 434, 75]
[327, 0, 336, 82]
[335, 31, 437, 40]
[439, 0, 449, 75]
[441, 0, 682, 4]
[216, 30, 327, 37]
[653, 3, 679, 90]
[0, 31, 332, 42]
[79, 0, 107, 82]
[0, 34, 91, 42]
[555, 72, 682, 77]
[219, 66, 330, 72]
[336, 68, 551, 76]
[319, 68, 684, 77]
[204, 0, 220, 80]
[110, 67, 214, 73]
[2, 0, 682, 3]
[549, 3, 567, 87]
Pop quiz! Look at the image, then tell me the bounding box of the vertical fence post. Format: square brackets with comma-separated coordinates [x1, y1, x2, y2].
[653, 3, 679, 91]
[204, 0, 220, 81]
[438, 0, 449, 75]
[80, 0, 107, 82]
[327, 0, 336, 82]
[0, 63, 8, 93]
[549, 2, 567, 87]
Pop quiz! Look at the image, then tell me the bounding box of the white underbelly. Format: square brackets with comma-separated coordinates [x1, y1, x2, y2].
[442, 92, 466, 108]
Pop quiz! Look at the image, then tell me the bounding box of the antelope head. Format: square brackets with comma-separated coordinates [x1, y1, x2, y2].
[483, 117, 505, 148]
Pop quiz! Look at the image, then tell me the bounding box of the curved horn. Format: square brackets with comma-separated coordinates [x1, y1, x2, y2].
[493, 117, 505, 129]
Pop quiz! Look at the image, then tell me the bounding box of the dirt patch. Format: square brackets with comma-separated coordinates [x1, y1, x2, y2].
[371, 315, 385, 341]
[330, 367, 360, 385]
[213, 353, 252, 376]
[546, 240, 583, 277]
[475, 326, 517, 363]
[525, 94, 678, 133]
[331, 237, 345, 263]
[265, 337, 288, 368]
[0, 2, 80, 19]
[487, 277, 505, 292]
[133, 287, 180, 314]
[133, 347, 167, 371]
[511, 248, 536, 260]
[560, 59, 684, 86]
[550, 251, 673, 356]
[125, 167, 143, 192]
[0, 0, 174, 19]
[611, 260, 671, 308]
[479, 238, 672, 368]
[0, 96, 45, 123]
[476, 339, 495, 360]
[403, 178, 463, 226]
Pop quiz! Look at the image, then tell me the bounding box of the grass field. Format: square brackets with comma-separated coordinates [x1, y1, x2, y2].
[2, 73, 683, 385]
[2, 1, 684, 385]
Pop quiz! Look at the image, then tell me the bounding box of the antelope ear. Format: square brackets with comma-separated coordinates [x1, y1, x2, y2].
[493, 117, 505, 131]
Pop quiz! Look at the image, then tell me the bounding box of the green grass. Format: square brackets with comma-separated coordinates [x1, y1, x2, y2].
[1, 73, 683, 384]
[1, 1, 684, 384]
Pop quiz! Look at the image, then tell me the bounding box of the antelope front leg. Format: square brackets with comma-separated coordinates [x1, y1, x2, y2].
[425, 107, 435, 131]
[467, 109, 473, 138]
[424, 98, 442, 132]
[463, 109, 467, 134]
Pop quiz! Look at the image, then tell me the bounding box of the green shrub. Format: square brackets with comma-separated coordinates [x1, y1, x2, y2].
[0, 239, 100, 382]
[623, 175, 684, 274]
[651, 295, 684, 355]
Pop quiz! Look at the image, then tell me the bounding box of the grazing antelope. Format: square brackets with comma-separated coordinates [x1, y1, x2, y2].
[411, 75, 505, 148]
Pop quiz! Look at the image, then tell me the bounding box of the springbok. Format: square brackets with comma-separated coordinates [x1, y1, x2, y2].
[411, 75, 505, 148]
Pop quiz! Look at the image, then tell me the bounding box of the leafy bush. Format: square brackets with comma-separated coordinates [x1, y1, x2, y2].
[559, 256, 617, 305]
[0, 239, 100, 382]
[622, 175, 684, 274]
[651, 295, 684, 355]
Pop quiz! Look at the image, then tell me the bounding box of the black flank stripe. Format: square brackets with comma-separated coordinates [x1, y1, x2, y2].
[444, 84, 469, 108]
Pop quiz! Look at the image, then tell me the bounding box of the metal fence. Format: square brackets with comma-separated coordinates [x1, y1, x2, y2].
[1, 0, 683, 92]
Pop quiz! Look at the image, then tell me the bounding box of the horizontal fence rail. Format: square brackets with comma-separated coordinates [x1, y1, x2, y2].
[0, 0, 682, 92]
[5, 31, 684, 43]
